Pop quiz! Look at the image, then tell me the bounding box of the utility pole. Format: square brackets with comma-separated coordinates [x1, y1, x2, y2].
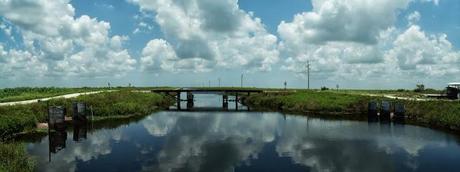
[218, 78, 221, 87]
[208, 80, 211, 87]
[241, 74, 244, 88]
[306, 61, 310, 90]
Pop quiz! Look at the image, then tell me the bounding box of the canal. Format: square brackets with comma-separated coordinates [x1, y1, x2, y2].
[25, 94, 460, 172]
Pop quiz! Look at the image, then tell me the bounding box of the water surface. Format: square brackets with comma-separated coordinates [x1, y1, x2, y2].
[26, 95, 460, 172]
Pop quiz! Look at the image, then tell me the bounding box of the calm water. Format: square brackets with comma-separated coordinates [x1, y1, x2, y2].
[26, 95, 460, 172]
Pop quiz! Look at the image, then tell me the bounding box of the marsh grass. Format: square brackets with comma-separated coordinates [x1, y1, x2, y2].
[0, 143, 35, 172]
[245, 91, 374, 114]
[0, 90, 172, 140]
[246, 91, 460, 131]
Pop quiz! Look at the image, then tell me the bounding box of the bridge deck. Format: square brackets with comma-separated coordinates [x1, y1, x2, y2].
[151, 88, 263, 93]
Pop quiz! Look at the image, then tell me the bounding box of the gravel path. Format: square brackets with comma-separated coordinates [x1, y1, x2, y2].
[0, 90, 116, 106]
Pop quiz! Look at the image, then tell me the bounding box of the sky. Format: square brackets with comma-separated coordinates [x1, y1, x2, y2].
[0, 0, 459, 89]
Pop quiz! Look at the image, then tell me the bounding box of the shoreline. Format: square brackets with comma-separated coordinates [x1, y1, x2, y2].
[244, 91, 460, 135]
[0, 91, 173, 141]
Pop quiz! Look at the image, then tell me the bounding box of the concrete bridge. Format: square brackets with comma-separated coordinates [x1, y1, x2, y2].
[151, 88, 263, 110]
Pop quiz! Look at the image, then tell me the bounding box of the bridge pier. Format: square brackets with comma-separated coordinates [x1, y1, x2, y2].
[223, 94, 228, 110]
[176, 92, 181, 110]
[187, 92, 194, 109]
[235, 93, 239, 110]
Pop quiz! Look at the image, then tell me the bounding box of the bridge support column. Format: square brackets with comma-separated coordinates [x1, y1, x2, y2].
[176, 92, 181, 110]
[235, 93, 239, 110]
[223, 94, 228, 110]
[187, 92, 194, 109]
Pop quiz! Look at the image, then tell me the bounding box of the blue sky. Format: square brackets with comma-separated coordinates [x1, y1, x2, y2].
[0, 0, 459, 89]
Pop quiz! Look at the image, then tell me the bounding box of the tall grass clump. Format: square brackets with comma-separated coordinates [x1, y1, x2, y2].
[73, 90, 172, 117]
[404, 100, 460, 129]
[0, 143, 35, 172]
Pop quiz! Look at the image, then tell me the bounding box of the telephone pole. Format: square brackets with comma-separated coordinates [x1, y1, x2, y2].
[240, 74, 244, 88]
[306, 61, 310, 90]
[218, 78, 221, 87]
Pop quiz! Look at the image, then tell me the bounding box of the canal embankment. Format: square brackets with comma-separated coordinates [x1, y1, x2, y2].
[0, 90, 173, 141]
[244, 90, 460, 133]
[0, 90, 173, 172]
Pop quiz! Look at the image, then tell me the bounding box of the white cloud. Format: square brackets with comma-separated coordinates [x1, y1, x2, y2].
[407, 11, 421, 25]
[131, 0, 279, 73]
[0, 45, 47, 78]
[386, 25, 460, 76]
[278, 0, 411, 44]
[0, 0, 136, 78]
[277, 0, 413, 80]
[421, 0, 440, 5]
[277, 0, 459, 84]
[140, 39, 213, 73]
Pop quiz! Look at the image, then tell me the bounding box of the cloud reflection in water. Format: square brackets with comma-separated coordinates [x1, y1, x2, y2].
[27, 111, 460, 172]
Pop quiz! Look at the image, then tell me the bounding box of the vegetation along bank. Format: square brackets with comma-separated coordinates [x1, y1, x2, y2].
[244, 90, 460, 133]
[0, 90, 173, 172]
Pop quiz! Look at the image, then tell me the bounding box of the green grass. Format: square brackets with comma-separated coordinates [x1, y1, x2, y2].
[404, 100, 460, 129]
[0, 90, 172, 140]
[0, 143, 35, 172]
[245, 90, 460, 131]
[0, 90, 173, 171]
[73, 90, 172, 117]
[245, 91, 373, 114]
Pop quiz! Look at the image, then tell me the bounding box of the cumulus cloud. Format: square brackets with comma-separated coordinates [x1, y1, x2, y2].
[132, 0, 279, 73]
[407, 11, 421, 25]
[0, 0, 136, 78]
[278, 0, 459, 83]
[278, 0, 411, 44]
[386, 25, 460, 77]
[277, 0, 412, 80]
[421, 0, 440, 5]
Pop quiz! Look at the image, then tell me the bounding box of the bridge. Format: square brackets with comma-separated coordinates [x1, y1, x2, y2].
[151, 88, 263, 110]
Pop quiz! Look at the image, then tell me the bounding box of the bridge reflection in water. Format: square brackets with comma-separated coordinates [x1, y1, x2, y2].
[152, 88, 262, 111]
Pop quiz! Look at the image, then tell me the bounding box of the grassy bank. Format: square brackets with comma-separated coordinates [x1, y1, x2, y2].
[245, 91, 373, 114]
[245, 90, 460, 132]
[0, 143, 35, 172]
[0, 90, 173, 141]
[0, 90, 172, 172]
